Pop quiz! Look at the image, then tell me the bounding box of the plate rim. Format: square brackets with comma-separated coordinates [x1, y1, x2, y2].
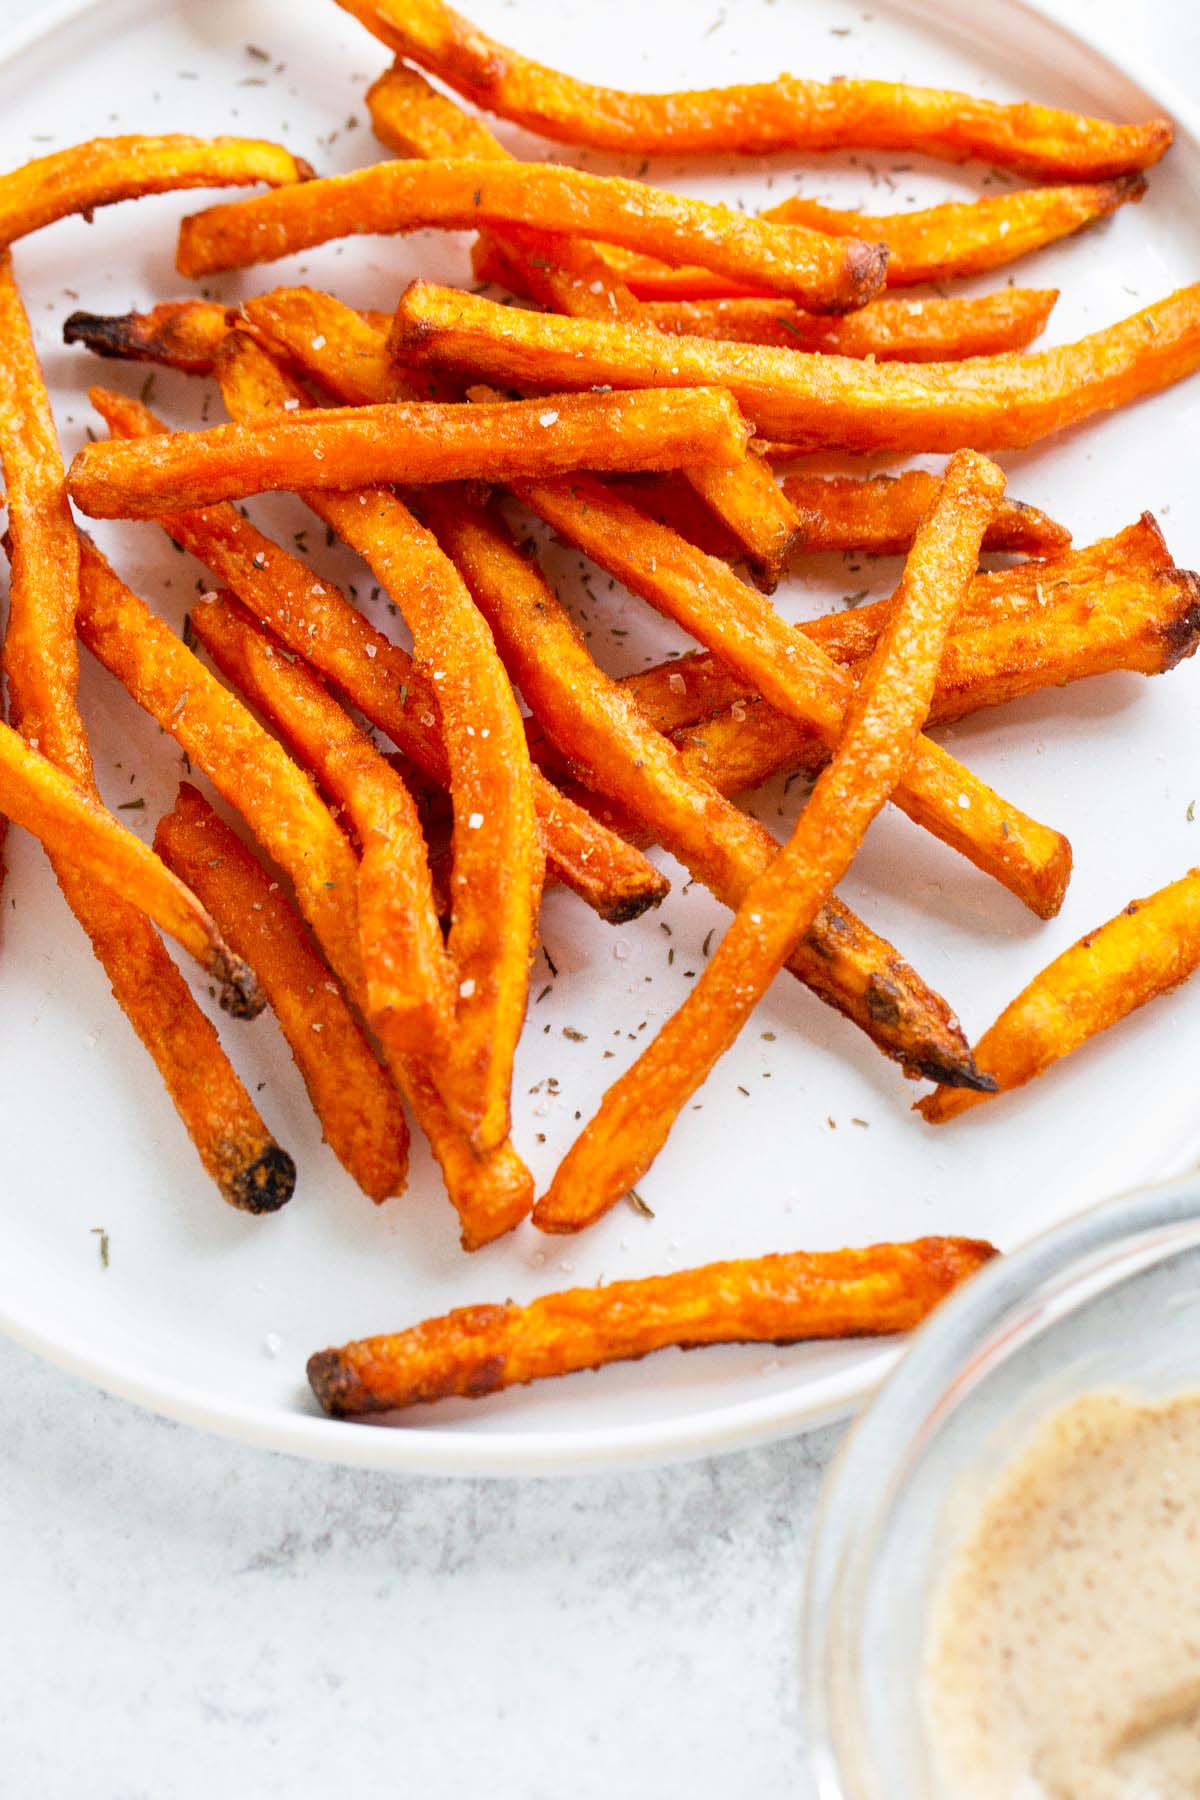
[1, 0, 1197, 1476]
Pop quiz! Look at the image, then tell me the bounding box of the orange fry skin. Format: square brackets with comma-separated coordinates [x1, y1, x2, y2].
[782, 470, 1071, 557]
[423, 486, 982, 1089]
[67, 384, 751, 519]
[211, 333, 543, 1157]
[74, 542, 533, 1249]
[0, 249, 292, 1212]
[515, 471, 1072, 919]
[188, 595, 457, 1064]
[764, 176, 1147, 287]
[308, 1235, 997, 1417]
[64, 299, 236, 374]
[156, 785, 410, 1204]
[392, 279, 1200, 454]
[0, 713, 262, 1015]
[536, 452, 1006, 1235]
[632, 289, 1059, 362]
[176, 157, 888, 313]
[919, 871, 1200, 1124]
[334, 0, 1171, 178]
[83, 384, 664, 927]
[0, 132, 312, 245]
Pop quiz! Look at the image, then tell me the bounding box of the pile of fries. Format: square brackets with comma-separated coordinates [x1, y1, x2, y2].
[2, 0, 1199, 1422]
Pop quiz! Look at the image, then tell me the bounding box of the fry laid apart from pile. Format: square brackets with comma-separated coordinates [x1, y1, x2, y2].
[307, 1236, 997, 1416]
[5, 0, 1200, 1421]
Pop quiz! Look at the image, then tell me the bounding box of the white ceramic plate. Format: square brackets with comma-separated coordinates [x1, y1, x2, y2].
[2, 0, 1198, 1475]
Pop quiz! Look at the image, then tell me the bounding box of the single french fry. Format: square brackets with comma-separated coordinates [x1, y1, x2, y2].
[67, 384, 751, 518]
[0, 249, 291, 1210]
[0, 132, 312, 246]
[156, 784, 409, 1202]
[392, 279, 1200, 454]
[64, 298, 236, 374]
[176, 157, 888, 313]
[633, 289, 1059, 362]
[514, 471, 1072, 918]
[362, 67, 804, 591]
[424, 486, 982, 1087]
[73, 540, 534, 1247]
[537, 453, 1005, 1233]
[334, 0, 1171, 177]
[782, 470, 1071, 556]
[0, 713, 261, 1013]
[212, 333, 543, 1156]
[623, 514, 1200, 767]
[236, 301, 983, 1088]
[187, 595, 456, 1062]
[764, 177, 1148, 287]
[919, 871, 1200, 1124]
[308, 1234, 997, 1416]
[84, 383, 666, 926]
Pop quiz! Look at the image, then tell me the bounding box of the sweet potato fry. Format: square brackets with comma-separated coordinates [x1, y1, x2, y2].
[175, 157, 888, 313]
[84, 384, 665, 925]
[187, 594, 456, 1063]
[919, 871, 1200, 1125]
[782, 470, 1071, 557]
[67, 384, 751, 518]
[537, 453, 1005, 1232]
[74, 540, 533, 1247]
[307, 1234, 997, 1416]
[235, 302, 978, 1085]
[632, 289, 1059, 362]
[392, 279, 1200, 453]
[513, 471, 1072, 918]
[156, 784, 409, 1202]
[625, 514, 1200, 770]
[334, 0, 1171, 177]
[212, 333, 543, 1155]
[64, 298, 236, 375]
[764, 177, 1147, 287]
[0, 713, 261, 1013]
[0, 249, 291, 1210]
[0, 132, 312, 246]
[424, 485, 982, 1087]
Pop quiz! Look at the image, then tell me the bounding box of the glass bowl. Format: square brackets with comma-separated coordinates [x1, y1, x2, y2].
[802, 1172, 1200, 1799]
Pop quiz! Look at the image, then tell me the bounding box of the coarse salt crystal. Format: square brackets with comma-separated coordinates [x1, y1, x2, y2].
[311, 334, 326, 350]
[467, 811, 484, 829]
[283, 397, 300, 411]
[459, 977, 476, 998]
[539, 409, 559, 427]
[667, 671, 686, 694]
[364, 645, 377, 658]
[957, 793, 971, 810]
[613, 939, 632, 961]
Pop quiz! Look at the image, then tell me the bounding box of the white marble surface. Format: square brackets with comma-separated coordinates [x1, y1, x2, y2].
[2, 2, 1195, 1796]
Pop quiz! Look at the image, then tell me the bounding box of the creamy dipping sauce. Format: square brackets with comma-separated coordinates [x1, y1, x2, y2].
[924, 1390, 1200, 1799]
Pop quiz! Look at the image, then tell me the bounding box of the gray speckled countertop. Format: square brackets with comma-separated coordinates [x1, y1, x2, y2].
[3, 3, 1193, 1795]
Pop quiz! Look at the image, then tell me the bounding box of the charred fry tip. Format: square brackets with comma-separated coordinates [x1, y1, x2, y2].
[63, 310, 138, 357]
[307, 1348, 368, 1417]
[227, 1142, 297, 1213]
[211, 944, 267, 1020]
[595, 881, 669, 925]
[838, 239, 889, 313]
[1160, 573, 1200, 670]
[294, 155, 317, 183]
[912, 1058, 999, 1093]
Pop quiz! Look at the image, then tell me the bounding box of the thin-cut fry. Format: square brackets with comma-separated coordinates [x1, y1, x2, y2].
[0, 248, 291, 1211]
[919, 871, 1200, 1124]
[624, 514, 1200, 763]
[632, 289, 1059, 362]
[188, 595, 456, 1063]
[424, 486, 983, 1088]
[392, 279, 1200, 453]
[0, 712, 261, 1014]
[764, 177, 1147, 287]
[67, 384, 751, 518]
[782, 470, 1071, 557]
[175, 157, 888, 312]
[156, 784, 409, 1202]
[514, 471, 1072, 918]
[64, 298, 236, 374]
[73, 540, 533, 1248]
[334, 0, 1171, 178]
[231, 297, 981, 1087]
[363, 67, 804, 590]
[0, 132, 312, 246]
[307, 1234, 997, 1416]
[537, 452, 1005, 1233]
[212, 333, 543, 1155]
[85, 383, 666, 925]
